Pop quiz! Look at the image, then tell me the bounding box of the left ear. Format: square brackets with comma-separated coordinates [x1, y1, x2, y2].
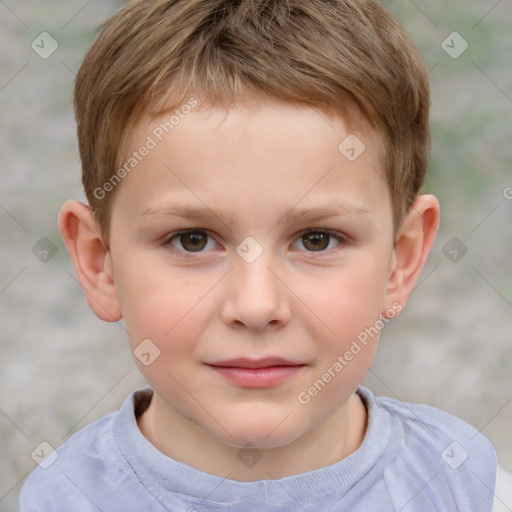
[382, 194, 440, 316]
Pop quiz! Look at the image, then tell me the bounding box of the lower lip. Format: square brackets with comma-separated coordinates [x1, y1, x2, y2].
[206, 365, 305, 388]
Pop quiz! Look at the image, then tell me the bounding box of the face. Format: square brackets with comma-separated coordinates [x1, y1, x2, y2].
[107, 95, 398, 449]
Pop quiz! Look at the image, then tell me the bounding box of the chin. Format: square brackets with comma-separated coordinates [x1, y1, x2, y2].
[209, 420, 303, 450]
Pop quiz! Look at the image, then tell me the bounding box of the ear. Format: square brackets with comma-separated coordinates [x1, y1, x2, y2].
[382, 194, 440, 317]
[58, 200, 122, 322]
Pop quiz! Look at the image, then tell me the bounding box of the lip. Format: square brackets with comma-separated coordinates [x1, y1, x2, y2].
[204, 358, 306, 388]
[206, 357, 304, 369]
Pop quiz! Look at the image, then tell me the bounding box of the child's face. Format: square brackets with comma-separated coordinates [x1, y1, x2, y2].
[107, 96, 398, 449]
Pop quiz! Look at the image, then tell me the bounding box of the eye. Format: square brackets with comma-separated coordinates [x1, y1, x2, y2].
[167, 230, 218, 253]
[293, 230, 343, 252]
[165, 229, 344, 254]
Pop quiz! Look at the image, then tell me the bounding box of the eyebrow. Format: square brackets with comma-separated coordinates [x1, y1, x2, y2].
[279, 203, 370, 225]
[140, 201, 370, 229]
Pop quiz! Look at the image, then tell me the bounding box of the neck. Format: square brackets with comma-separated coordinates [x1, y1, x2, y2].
[137, 392, 368, 481]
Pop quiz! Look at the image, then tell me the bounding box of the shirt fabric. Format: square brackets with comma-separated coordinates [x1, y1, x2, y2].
[20, 387, 498, 512]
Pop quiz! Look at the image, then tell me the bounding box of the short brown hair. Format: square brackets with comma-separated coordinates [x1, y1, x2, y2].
[74, 0, 430, 242]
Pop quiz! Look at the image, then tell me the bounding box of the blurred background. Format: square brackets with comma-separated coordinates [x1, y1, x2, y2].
[0, 1, 511, 510]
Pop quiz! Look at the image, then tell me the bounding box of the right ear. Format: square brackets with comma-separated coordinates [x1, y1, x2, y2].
[58, 200, 122, 322]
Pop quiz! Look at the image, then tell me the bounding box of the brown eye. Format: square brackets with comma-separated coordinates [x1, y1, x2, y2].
[301, 232, 331, 251]
[169, 231, 210, 252]
[180, 232, 207, 251]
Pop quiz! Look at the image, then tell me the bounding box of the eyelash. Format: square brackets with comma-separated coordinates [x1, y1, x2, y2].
[164, 229, 346, 255]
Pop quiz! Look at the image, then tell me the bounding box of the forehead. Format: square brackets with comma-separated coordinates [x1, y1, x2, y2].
[126, 92, 377, 161]
[112, 96, 390, 229]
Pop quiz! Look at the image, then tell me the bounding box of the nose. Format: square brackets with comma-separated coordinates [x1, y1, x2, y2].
[220, 254, 292, 332]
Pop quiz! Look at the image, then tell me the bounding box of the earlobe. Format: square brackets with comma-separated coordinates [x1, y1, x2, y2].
[58, 200, 122, 322]
[382, 194, 440, 316]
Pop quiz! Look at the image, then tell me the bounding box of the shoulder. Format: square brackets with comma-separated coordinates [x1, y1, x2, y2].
[377, 392, 497, 462]
[19, 390, 153, 512]
[359, 387, 498, 511]
[494, 465, 512, 512]
[20, 412, 118, 511]
[375, 390, 492, 439]
[20, 389, 165, 512]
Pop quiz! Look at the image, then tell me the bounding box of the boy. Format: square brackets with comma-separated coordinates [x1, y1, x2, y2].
[20, 0, 500, 510]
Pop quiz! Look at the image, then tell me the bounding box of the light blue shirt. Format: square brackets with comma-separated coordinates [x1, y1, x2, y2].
[20, 387, 498, 511]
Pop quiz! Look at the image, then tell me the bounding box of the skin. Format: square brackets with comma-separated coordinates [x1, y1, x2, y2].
[59, 95, 440, 481]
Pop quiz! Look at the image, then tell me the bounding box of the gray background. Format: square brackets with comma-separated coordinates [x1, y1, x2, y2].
[1, 1, 511, 510]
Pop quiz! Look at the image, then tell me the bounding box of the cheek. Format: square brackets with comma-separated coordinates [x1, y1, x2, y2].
[295, 265, 386, 410]
[303, 258, 389, 340]
[115, 261, 209, 351]
[116, 266, 214, 393]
